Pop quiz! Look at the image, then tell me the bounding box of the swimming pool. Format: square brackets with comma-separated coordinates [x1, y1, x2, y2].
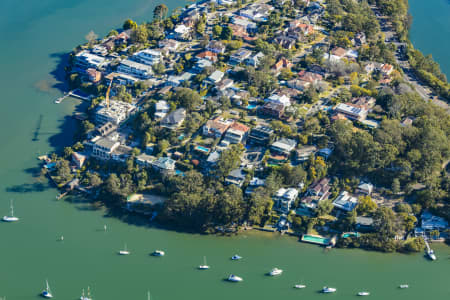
[195, 145, 210, 153]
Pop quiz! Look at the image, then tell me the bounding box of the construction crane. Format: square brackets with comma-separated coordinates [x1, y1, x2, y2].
[105, 78, 113, 109]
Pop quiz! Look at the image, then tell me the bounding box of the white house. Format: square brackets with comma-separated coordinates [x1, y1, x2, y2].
[95, 100, 136, 125]
[117, 59, 153, 79]
[154, 100, 170, 119]
[131, 49, 163, 66]
[274, 188, 298, 213]
[265, 94, 291, 107]
[333, 191, 358, 212]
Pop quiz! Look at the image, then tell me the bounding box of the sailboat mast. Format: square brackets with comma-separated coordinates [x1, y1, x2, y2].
[10, 200, 14, 217]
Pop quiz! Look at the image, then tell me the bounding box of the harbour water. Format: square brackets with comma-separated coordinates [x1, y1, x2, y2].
[409, 0, 450, 78]
[0, 0, 449, 299]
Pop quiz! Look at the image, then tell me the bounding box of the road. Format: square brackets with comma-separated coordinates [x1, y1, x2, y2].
[371, 6, 450, 114]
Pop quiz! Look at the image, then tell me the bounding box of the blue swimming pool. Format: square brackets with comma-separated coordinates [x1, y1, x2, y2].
[195, 145, 210, 153]
[246, 104, 257, 110]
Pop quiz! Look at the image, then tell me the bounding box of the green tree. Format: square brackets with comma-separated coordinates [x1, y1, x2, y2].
[153, 4, 169, 21]
[172, 88, 202, 111]
[212, 25, 222, 39]
[220, 25, 232, 41]
[123, 19, 137, 30]
[356, 195, 377, 215]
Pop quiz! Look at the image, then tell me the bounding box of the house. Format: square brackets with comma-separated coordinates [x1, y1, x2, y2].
[333, 191, 358, 212]
[206, 150, 221, 167]
[166, 72, 194, 87]
[160, 108, 186, 130]
[196, 51, 218, 62]
[131, 49, 163, 66]
[334, 103, 368, 121]
[228, 23, 248, 38]
[272, 58, 293, 72]
[331, 47, 347, 58]
[174, 24, 191, 40]
[158, 39, 179, 52]
[245, 177, 266, 195]
[351, 96, 376, 110]
[96, 122, 117, 137]
[152, 157, 176, 172]
[95, 100, 136, 125]
[380, 64, 394, 75]
[225, 168, 246, 187]
[265, 94, 291, 107]
[245, 52, 264, 67]
[247, 125, 274, 146]
[216, 78, 234, 92]
[354, 32, 366, 46]
[258, 102, 284, 118]
[74, 50, 106, 70]
[135, 153, 156, 167]
[223, 122, 250, 144]
[356, 216, 374, 231]
[273, 35, 296, 49]
[117, 59, 153, 79]
[317, 148, 333, 160]
[206, 41, 226, 54]
[86, 68, 102, 83]
[274, 188, 298, 213]
[239, 3, 274, 22]
[154, 100, 170, 119]
[295, 145, 317, 162]
[218, 0, 234, 5]
[92, 138, 120, 160]
[271, 138, 297, 155]
[307, 178, 331, 200]
[202, 117, 234, 138]
[232, 16, 258, 33]
[357, 182, 374, 195]
[193, 58, 213, 73]
[206, 70, 225, 84]
[229, 48, 253, 64]
[287, 79, 310, 91]
[421, 211, 449, 232]
[111, 145, 133, 163]
[298, 70, 323, 84]
[72, 152, 86, 168]
[104, 72, 139, 85]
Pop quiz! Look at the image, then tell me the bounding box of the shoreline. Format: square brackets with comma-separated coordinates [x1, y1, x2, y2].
[43, 0, 449, 255]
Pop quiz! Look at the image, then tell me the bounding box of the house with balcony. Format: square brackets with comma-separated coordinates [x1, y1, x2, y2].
[202, 117, 234, 138]
[247, 125, 274, 146]
[223, 122, 250, 144]
[117, 59, 153, 79]
[274, 188, 298, 213]
[131, 49, 163, 66]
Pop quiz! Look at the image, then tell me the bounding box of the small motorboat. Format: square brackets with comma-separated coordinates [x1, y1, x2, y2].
[2, 200, 19, 222]
[358, 291, 370, 296]
[399, 284, 409, 289]
[231, 255, 242, 260]
[227, 274, 243, 282]
[41, 280, 53, 298]
[80, 287, 92, 300]
[294, 284, 306, 289]
[427, 249, 437, 261]
[119, 243, 130, 255]
[322, 286, 337, 293]
[269, 268, 283, 276]
[198, 256, 210, 270]
[152, 250, 165, 256]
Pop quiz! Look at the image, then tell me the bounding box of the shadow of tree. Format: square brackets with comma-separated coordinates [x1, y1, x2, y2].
[5, 182, 49, 193]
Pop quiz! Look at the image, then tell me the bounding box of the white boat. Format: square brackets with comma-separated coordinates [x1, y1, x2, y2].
[227, 274, 243, 282]
[427, 249, 437, 261]
[399, 284, 409, 289]
[231, 255, 242, 260]
[198, 256, 210, 270]
[294, 284, 306, 289]
[119, 243, 130, 255]
[322, 287, 337, 293]
[147, 291, 151, 300]
[2, 200, 19, 222]
[80, 287, 92, 300]
[41, 280, 53, 298]
[358, 291, 370, 296]
[152, 250, 165, 256]
[269, 268, 283, 276]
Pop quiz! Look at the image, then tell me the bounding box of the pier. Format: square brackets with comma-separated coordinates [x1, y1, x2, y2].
[54, 89, 91, 104]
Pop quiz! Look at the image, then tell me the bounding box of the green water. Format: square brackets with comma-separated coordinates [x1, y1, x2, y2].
[0, 0, 449, 299]
[410, 0, 450, 78]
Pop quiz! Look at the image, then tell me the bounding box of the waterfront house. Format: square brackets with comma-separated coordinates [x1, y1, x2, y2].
[356, 216, 374, 232]
[72, 152, 86, 169]
[117, 59, 153, 79]
[274, 188, 298, 213]
[160, 108, 186, 130]
[270, 138, 297, 155]
[74, 50, 106, 70]
[421, 211, 449, 232]
[333, 191, 358, 212]
[247, 125, 274, 146]
[225, 168, 246, 187]
[92, 138, 120, 160]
